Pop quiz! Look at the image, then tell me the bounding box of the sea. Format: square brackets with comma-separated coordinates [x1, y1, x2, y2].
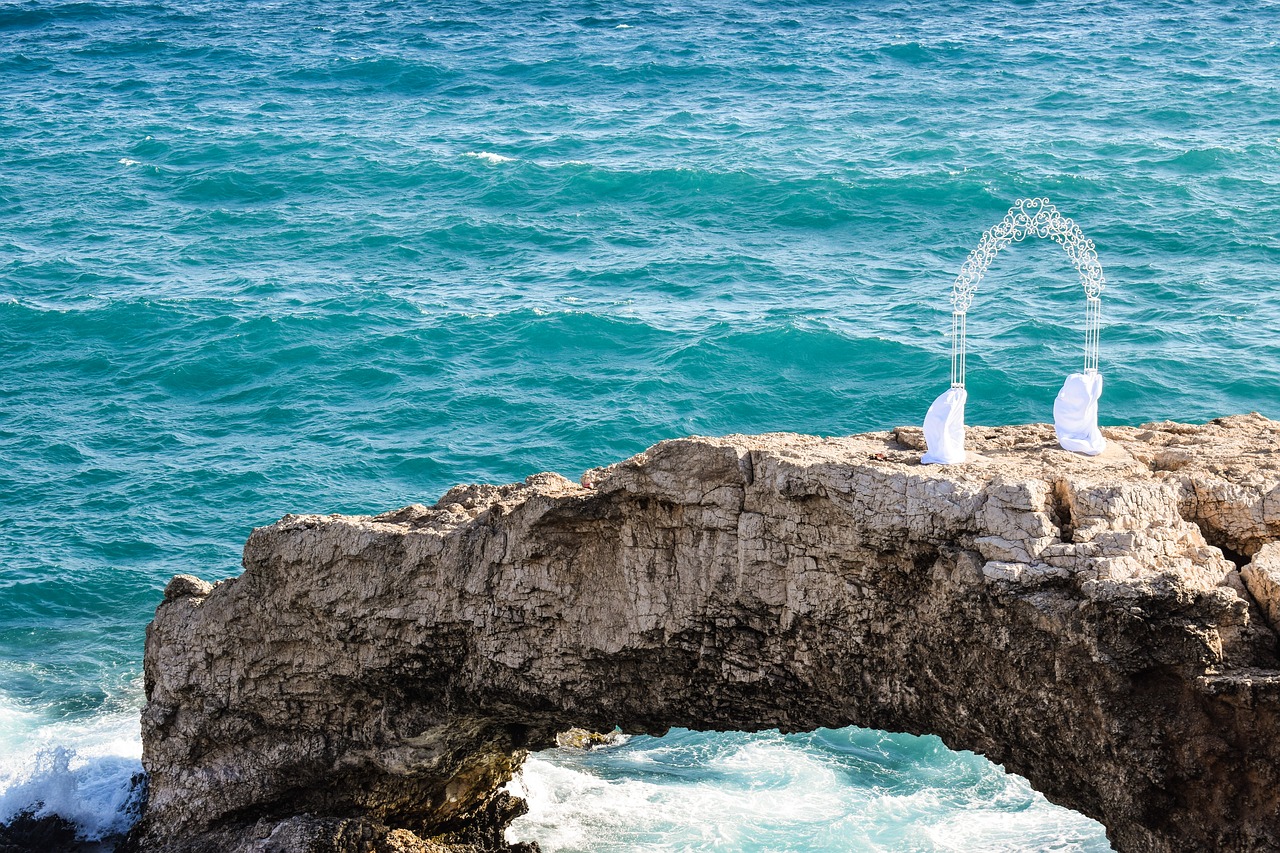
[2, 0, 1279, 849]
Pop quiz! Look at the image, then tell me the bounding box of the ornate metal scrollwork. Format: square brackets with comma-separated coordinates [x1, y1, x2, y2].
[949, 198, 1105, 387]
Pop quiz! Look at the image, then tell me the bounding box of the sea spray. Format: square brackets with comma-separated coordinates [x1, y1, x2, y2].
[0, 706, 143, 842]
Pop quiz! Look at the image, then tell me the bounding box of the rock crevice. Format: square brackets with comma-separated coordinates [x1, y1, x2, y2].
[131, 415, 1280, 853]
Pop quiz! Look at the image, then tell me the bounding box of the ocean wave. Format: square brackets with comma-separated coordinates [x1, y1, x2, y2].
[278, 56, 457, 94]
[0, 702, 143, 842]
[0, 1, 167, 31]
[463, 151, 517, 164]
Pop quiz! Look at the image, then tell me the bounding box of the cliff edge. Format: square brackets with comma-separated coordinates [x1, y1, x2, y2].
[130, 414, 1280, 853]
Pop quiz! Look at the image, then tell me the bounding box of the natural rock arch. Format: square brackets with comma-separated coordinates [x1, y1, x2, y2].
[948, 197, 1105, 388]
[131, 417, 1280, 853]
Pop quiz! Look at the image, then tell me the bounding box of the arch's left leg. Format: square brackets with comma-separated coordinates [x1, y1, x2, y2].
[922, 386, 967, 464]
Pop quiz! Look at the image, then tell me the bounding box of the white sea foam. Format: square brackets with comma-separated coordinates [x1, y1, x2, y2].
[507, 730, 1113, 852]
[462, 151, 516, 164]
[0, 698, 143, 841]
[0, 701, 39, 748]
[615, 24, 631, 29]
[921, 801, 1106, 853]
[507, 737, 855, 851]
[118, 158, 142, 166]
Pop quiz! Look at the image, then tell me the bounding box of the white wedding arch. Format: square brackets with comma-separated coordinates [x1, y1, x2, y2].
[948, 197, 1104, 387]
[922, 198, 1108, 464]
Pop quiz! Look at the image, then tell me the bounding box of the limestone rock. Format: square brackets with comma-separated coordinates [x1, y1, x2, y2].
[553, 728, 624, 750]
[162, 574, 212, 601]
[1243, 542, 1280, 631]
[132, 415, 1280, 853]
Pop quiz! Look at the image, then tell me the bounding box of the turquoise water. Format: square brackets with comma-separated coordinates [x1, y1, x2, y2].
[3, 0, 1280, 847]
[508, 729, 1108, 852]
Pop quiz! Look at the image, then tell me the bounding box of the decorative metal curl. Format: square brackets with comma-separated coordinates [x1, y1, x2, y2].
[952, 198, 1104, 313]
[949, 198, 1105, 387]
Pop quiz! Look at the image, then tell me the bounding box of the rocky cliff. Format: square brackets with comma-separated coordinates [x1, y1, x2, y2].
[130, 415, 1280, 853]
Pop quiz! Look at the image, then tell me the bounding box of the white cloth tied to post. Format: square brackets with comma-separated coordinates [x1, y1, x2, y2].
[1053, 371, 1105, 455]
[921, 375, 1103, 465]
[921, 386, 967, 465]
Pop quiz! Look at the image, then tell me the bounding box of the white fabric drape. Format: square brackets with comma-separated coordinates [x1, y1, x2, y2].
[921, 386, 967, 465]
[1053, 372, 1105, 455]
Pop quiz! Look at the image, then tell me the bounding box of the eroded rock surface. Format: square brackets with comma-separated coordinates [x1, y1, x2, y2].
[132, 414, 1280, 853]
